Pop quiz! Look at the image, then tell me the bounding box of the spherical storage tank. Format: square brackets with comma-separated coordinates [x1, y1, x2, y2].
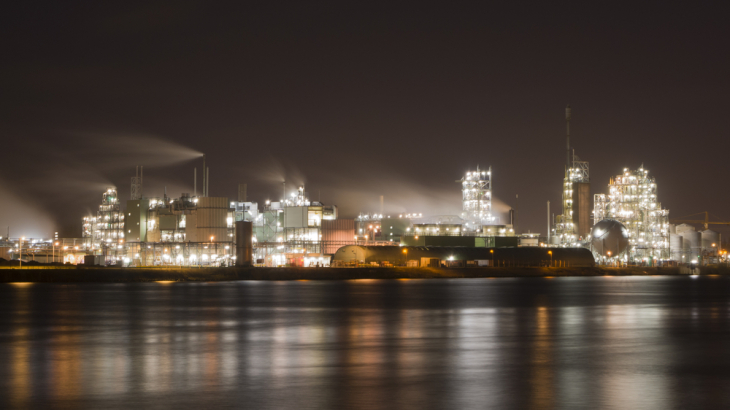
[591, 219, 629, 257]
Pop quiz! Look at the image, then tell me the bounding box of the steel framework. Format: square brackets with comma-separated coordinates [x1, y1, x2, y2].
[593, 167, 670, 261]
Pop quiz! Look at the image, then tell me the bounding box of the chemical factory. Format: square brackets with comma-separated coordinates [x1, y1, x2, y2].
[1, 106, 727, 269]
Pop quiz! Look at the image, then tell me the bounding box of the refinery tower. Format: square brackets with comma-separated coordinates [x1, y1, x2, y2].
[555, 105, 591, 246]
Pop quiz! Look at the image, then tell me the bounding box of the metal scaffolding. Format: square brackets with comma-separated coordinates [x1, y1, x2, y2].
[457, 167, 494, 233]
[593, 167, 670, 262]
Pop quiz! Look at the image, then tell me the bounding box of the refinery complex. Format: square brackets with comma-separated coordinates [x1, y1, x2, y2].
[1, 106, 726, 268]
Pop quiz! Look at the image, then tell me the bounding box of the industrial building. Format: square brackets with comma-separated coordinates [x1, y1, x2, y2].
[77, 163, 360, 267]
[593, 166, 670, 263]
[458, 166, 495, 232]
[354, 168, 519, 250]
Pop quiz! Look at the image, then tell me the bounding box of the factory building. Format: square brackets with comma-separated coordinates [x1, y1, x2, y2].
[593, 166, 670, 263]
[355, 213, 422, 242]
[354, 167, 518, 250]
[235, 186, 349, 266]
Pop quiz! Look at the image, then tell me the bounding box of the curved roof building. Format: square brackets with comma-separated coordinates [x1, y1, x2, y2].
[333, 246, 595, 267]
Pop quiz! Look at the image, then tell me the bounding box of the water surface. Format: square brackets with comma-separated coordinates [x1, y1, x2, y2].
[1, 276, 730, 409]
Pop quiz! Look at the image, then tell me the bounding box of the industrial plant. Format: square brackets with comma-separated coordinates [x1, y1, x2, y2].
[1, 106, 726, 269]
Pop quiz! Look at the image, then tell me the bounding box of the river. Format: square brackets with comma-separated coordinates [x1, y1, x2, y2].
[1, 276, 729, 409]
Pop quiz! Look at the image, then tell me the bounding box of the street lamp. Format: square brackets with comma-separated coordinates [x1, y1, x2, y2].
[491, 249, 495, 267]
[548, 250, 552, 267]
[607, 251, 612, 267]
[53, 241, 59, 264]
[403, 248, 408, 266]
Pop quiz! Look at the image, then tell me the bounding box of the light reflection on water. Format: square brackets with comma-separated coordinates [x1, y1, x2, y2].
[1, 277, 730, 409]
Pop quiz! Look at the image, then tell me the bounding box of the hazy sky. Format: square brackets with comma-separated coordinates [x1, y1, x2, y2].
[2, 2, 729, 238]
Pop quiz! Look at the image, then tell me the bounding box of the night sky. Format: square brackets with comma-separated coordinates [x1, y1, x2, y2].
[2, 2, 729, 239]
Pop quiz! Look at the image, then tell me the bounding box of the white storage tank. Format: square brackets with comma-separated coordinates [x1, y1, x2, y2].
[675, 223, 695, 235]
[701, 229, 720, 254]
[669, 233, 683, 261]
[680, 230, 701, 262]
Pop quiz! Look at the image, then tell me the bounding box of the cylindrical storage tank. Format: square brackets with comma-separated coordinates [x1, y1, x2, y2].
[590, 219, 629, 257]
[669, 233, 683, 261]
[235, 221, 253, 267]
[701, 229, 720, 254]
[668, 224, 677, 234]
[197, 197, 230, 244]
[680, 230, 700, 262]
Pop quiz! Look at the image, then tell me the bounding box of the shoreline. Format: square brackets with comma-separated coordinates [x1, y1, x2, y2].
[0, 265, 723, 283]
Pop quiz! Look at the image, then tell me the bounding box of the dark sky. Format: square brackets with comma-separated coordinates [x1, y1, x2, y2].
[2, 1, 729, 238]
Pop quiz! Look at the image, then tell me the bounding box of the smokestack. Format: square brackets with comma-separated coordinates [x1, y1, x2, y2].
[380, 195, 384, 215]
[238, 184, 247, 202]
[547, 200, 550, 243]
[140, 166, 143, 198]
[194, 168, 197, 196]
[202, 154, 207, 197]
[566, 104, 571, 169]
[206, 167, 210, 197]
[514, 194, 519, 234]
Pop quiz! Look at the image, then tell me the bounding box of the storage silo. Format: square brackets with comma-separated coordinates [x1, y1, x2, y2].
[680, 230, 701, 262]
[235, 221, 253, 267]
[669, 233, 683, 261]
[701, 229, 720, 254]
[675, 223, 695, 235]
[196, 197, 230, 243]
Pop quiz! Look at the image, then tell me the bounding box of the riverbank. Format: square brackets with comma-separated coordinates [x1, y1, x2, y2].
[0, 265, 726, 283]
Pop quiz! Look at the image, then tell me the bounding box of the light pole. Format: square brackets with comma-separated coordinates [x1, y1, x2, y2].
[53, 241, 59, 263]
[19, 237, 24, 269]
[210, 236, 215, 266]
[403, 248, 408, 267]
[548, 250, 552, 267]
[607, 251, 612, 267]
[491, 249, 495, 267]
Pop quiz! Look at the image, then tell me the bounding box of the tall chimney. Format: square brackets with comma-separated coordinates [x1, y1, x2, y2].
[547, 200, 551, 243]
[566, 104, 572, 169]
[202, 154, 207, 196]
[238, 184, 247, 202]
